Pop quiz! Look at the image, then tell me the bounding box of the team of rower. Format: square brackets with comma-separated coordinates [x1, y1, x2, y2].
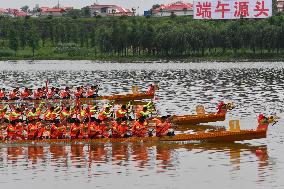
[0, 84, 156, 101]
[0, 85, 99, 100]
[0, 100, 174, 141]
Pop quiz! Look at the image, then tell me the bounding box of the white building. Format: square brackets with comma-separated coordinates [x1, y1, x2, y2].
[88, 3, 133, 17]
[151, 1, 193, 17]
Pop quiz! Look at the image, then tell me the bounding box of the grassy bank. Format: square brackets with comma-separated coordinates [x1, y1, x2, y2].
[1, 47, 284, 62]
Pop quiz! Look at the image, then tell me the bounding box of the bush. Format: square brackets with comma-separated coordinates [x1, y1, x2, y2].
[0, 50, 14, 57]
[54, 43, 90, 56]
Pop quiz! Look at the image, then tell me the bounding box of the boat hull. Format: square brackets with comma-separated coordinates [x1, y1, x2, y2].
[171, 113, 226, 125]
[0, 129, 266, 145]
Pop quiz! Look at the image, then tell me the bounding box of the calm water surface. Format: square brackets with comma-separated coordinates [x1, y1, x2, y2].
[0, 61, 283, 189]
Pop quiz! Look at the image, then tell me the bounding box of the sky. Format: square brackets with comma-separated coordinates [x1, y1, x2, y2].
[0, 0, 193, 14]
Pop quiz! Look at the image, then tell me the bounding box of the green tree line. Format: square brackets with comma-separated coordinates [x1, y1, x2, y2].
[1, 14, 284, 59]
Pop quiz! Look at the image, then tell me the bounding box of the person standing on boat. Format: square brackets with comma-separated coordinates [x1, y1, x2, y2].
[47, 87, 56, 99]
[217, 101, 227, 114]
[146, 84, 156, 95]
[0, 88, 8, 100]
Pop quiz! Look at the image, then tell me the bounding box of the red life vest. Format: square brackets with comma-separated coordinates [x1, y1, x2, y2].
[70, 123, 83, 139]
[60, 90, 69, 98]
[0, 90, 5, 98]
[74, 90, 82, 98]
[20, 90, 29, 99]
[47, 91, 54, 99]
[7, 124, 17, 138]
[146, 86, 155, 94]
[9, 91, 17, 99]
[28, 123, 38, 139]
[33, 90, 41, 99]
[87, 89, 94, 97]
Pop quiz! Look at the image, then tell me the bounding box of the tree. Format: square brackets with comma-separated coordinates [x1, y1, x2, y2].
[21, 5, 29, 13]
[66, 9, 81, 19]
[81, 7, 91, 18]
[8, 29, 19, 55]
[27, 26, 40, 57]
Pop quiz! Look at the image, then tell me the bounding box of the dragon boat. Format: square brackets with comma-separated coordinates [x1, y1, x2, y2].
[171, 102, 235, 125]
[0, 120, 273, 145]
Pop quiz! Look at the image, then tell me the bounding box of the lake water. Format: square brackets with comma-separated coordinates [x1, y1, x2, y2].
[0, 60, 283, 189]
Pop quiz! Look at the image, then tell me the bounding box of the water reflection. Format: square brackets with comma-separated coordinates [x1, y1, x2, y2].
[0, 142, 269, 172]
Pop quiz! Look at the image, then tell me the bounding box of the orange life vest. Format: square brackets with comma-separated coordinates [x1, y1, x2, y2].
[116, 108, 127, 118]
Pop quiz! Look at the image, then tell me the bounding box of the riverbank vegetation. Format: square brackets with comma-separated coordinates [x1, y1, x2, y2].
[1, 13, 284, 61]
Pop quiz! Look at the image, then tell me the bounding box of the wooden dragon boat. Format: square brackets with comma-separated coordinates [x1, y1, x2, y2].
[0, 93, 154, 104]
[171, 113, 226, 125]
[171, 103, 235, 125]
[0, 128, 267, 145]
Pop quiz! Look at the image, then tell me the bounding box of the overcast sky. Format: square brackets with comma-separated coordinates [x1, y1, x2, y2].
[0, 0, 193, 13]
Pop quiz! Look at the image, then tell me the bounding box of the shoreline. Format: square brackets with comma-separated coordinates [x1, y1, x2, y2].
[1, 54, 284, 63]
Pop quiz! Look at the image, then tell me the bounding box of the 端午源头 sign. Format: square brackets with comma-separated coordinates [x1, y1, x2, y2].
[193, 0, 272, 19]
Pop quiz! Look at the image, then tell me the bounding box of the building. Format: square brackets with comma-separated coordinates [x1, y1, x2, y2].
[39, 7, 67, 17]
[88, 3, 134, 17]
[277, 0, 284, 12]
[151, 1, 193, 17]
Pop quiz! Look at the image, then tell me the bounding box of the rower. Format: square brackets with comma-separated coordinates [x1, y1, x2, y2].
[27, 108, 41, 123]
[50, 122, 66, 139]
[0, 106, 9, 123]
[74, 87, 83, 98]
[132, 117, 148, 137]
[155, 116, 174, 137]
[20, 87, 31, 100]
[60, 106, 72, 123]
[9, 88, 19, 100]
[111, 118, 123, 138]
[0, 88, 7, 100]
[9, 108, 22, 124]
[136, 106, 151, 120]
[44, 106, 60, 122]
[98, 106, 112, 121]
[115, 105, 128, 120]
[6, 122, 17, 140]
[88, 119, 102, 139]
[70, 119, 83, 139]
[33, 88, 41, 100]
[87, 86, 97, 98]
[60, 87, 71, 99]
